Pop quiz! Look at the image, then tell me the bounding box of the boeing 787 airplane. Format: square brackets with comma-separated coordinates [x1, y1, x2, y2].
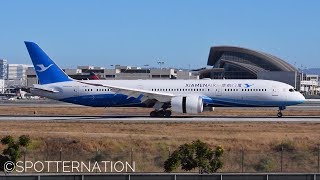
[25, 42, 305, 117]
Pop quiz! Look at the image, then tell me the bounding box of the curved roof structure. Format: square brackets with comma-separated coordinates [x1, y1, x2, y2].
[207, 46, 298, 72]
[220, 59, 269, 75]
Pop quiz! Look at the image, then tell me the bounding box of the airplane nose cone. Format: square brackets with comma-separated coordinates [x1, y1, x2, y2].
[293, 92, 305, 105]
[299, 93, 306, 103]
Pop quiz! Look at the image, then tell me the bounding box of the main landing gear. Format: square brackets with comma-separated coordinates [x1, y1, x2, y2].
[277, 106, 286, 118]
[150, 110, 172, 117]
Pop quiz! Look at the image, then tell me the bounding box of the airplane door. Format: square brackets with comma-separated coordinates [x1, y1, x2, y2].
[215, 87, 222, 96]
[73, 86, 80, 97]
[138, 84, 144, 90]
[272, 86, 278, 96]
[137, 84, 144, 100]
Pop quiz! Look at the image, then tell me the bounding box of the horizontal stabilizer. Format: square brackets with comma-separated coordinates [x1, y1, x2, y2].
[33, 85, 59, 93]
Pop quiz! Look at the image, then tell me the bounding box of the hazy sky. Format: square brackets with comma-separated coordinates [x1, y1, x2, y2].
[0, 0, 319, 69]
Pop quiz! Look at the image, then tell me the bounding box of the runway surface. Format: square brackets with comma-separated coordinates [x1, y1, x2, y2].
[0, 115, 320, 122]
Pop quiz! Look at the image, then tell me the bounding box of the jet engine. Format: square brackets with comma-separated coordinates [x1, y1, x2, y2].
[171, 96, 204, 114]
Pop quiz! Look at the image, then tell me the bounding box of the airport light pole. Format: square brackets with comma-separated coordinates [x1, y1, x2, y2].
[157, 61, 165, 79]
[144, 64, 149, 79]
[110, 65, 116, 79]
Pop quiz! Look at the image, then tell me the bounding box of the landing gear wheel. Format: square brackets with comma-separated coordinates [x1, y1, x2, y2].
[277, 106, 285, 118]
[164, 110, 172, 117]
[149, 110, 171, 117]
[150, 111, 157, 117]
[157, 110, 165, 117]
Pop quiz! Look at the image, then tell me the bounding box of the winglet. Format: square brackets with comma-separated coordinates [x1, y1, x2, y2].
[24, 41, 72, 84]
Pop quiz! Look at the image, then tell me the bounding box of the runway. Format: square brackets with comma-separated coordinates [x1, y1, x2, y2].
[0, 115, 320, 122]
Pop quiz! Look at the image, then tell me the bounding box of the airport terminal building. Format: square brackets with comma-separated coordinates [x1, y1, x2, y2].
[20, 46, 303, 91]
[197, 46, 301, 90]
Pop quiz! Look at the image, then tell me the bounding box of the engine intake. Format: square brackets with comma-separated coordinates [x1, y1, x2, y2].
[171, 96, 204, 114]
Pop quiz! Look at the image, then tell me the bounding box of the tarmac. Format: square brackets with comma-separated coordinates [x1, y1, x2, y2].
[0, 99, 319, 122]
[0, 115, 319, 122]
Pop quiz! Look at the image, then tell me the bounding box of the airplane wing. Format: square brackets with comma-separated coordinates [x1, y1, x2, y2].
[78, 81, 174, 102]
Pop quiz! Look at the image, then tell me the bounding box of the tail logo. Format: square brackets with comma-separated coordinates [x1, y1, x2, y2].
[36, 64, 54, 72]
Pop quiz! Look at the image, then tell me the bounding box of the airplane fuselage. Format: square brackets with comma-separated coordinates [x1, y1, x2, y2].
[31, 79, 305, 108]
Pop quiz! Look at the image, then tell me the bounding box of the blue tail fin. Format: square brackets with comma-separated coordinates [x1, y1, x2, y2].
[24, 41, 72, 84]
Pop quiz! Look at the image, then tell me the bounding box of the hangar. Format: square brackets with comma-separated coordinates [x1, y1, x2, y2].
[198, 46, 301, 90]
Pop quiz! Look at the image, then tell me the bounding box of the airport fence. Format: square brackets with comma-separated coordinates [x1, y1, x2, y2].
[1, 173, 320, 180]
[12, 143, 320, 173]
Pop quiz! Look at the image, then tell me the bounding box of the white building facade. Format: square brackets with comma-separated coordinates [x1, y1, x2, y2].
[6, 64, 32, 87]
[0, 59, 8, 80]
[300, 74, 320, 95]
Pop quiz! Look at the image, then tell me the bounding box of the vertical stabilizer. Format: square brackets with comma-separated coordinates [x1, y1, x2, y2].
[25, 41, 72, 84]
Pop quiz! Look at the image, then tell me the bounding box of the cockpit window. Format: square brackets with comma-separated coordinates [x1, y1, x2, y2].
[289, 88, 294, 92]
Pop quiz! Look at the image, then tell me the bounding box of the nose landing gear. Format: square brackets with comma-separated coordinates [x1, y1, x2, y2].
[277, 110, 283, 118]
[277, 106, 286, 118]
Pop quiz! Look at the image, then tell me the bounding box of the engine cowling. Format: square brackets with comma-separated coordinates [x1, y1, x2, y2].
[171, 96, 204, 114]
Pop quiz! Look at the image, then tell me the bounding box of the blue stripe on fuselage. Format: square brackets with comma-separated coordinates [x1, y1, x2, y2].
[59, 94, 303, 107]
[61, 94, 145, 107]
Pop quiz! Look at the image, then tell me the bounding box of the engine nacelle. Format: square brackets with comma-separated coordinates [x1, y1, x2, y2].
[171, 96, 204, 114]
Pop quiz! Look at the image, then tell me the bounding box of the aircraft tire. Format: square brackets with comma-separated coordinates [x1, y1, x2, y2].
[157, 110, 165, 117]
[150, 111, 157, 117]
[164, 110, 172, 117]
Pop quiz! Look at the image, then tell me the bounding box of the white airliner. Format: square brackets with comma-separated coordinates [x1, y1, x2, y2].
[25, 42, 305, 117]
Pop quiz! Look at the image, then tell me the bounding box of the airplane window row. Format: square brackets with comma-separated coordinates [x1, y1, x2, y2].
[151, 88, 209, 92]
[242, 89, 267, 91]
[84, 89, 111, 92]
[225, 89, 239, 92]
[224, 89, 267, 92]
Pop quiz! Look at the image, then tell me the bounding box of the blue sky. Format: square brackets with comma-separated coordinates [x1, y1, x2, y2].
[0, 0, 319, 69]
